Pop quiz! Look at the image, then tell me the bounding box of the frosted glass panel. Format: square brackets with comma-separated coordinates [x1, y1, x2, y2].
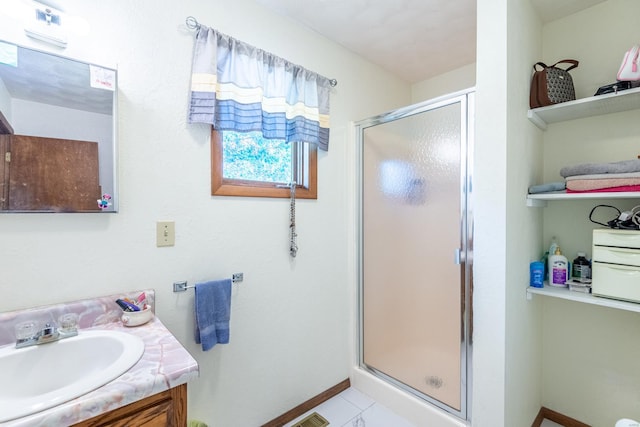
[362, 101, 463, 410]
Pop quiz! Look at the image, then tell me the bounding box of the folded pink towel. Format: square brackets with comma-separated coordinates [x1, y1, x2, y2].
[566, 177, 640, 191]
[566, 184, 640, 193]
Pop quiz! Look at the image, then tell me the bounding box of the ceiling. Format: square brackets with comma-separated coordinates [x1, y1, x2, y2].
[0, 0, 609, 113]
[254, 0, 608, 83]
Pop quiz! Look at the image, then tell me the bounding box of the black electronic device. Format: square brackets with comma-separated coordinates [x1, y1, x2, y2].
[589, 204, 640, 230]
[594, 80, 639, 96]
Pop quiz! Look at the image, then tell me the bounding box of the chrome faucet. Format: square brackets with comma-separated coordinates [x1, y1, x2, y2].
[15, 315, 78, 349]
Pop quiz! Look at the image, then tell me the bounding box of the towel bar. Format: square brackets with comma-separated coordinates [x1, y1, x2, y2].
[173, 273, 243, 292]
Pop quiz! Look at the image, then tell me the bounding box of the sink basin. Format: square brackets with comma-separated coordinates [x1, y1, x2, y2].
[0, 329, 144, 422]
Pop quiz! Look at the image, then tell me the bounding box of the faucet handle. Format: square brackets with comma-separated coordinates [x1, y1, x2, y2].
[15, 321, 38, 342]
[58, 313, 78, 336]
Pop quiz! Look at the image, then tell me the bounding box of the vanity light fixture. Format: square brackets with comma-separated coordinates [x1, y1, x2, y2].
[24, 1, 68, 48]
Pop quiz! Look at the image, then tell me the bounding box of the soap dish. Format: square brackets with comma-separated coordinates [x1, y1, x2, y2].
[121, 305, 153, 327]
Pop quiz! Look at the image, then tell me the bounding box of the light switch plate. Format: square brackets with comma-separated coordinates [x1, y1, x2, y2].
[156, 221, 175, 247]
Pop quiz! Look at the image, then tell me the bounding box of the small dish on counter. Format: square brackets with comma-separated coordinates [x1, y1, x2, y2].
[121, 305, 154, 327]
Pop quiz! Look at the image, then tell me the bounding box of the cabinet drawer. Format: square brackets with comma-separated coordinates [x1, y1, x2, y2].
[593, 246, 640, 267]
[593, 229, 640, 249]
[592, 262, 640, 303]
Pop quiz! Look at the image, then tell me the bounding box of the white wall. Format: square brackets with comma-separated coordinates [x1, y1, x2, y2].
[411, 63, 476, 103]
[472, 0, 509, 424]
[0, 1, 410, 426]
[538, 1, 640, 425]
[541, 0, 640, 257]
[504, 0, 544, 426]
[474, 0, 640, 424]
[0, 77, 10, 122]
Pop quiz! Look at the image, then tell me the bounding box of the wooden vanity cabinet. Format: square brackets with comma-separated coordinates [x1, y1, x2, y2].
[74, 384, 187, 427]
[73, 384, 187, 427]
[0, 134, 101, 212]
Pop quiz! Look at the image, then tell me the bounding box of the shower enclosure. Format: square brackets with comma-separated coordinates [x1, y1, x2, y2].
[355, 90, 473, 419]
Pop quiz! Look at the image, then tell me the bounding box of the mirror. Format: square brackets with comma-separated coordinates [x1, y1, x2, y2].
[0, 40, 117, 212]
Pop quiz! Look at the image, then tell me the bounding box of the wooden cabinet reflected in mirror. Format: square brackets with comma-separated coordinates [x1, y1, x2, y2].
[0, 135, 101, 212]
[0, 40, 117, 213]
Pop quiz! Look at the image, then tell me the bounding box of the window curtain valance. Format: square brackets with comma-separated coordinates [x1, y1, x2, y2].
[189, 26, 331, 151]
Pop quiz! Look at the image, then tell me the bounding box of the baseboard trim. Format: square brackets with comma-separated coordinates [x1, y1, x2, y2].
[531, 406, 592, 427]
[262, 378, 351, 427]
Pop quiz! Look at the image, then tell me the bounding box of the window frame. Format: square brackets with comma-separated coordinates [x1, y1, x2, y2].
[210, 129, 318, 199]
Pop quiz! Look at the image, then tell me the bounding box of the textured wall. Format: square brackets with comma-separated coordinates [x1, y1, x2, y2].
[472, 0, 509, 424]
[0, 1, 410, 425]
[504, 0, 545, 426]
[411, 63, 476, 104]
[0, 78, 10, 121]
[540, 0, 640, 425]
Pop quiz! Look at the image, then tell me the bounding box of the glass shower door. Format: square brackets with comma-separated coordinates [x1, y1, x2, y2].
[357, 93, 471, 418]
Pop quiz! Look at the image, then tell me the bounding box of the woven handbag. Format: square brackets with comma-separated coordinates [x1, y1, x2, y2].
[529, 59, 579, 109]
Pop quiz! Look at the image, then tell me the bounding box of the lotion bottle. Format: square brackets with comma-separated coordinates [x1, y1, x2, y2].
[548, 246, 568, 287]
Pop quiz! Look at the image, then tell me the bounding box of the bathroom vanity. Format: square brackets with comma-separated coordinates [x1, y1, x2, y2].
[0, 290, 199, 426]
[73, 384, 186, 426]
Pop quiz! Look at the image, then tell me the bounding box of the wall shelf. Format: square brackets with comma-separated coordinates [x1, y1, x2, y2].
[527, 285, 640, 313]
[527, 86, 640, 130]
[526, 191, 640, 207]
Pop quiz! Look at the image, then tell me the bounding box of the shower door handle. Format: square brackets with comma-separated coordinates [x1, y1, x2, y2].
[454, 248, 466, 265]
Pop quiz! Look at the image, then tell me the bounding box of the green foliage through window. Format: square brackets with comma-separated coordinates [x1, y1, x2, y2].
[222, 131, 292, 184]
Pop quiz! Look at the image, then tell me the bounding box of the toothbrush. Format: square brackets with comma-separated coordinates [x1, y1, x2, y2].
[136, 292, 146, 305]
[115, 299, 140, 312]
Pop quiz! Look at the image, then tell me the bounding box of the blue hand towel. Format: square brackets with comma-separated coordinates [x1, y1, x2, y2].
[195, 279, 232, 351]
[528, 181, 566, 194]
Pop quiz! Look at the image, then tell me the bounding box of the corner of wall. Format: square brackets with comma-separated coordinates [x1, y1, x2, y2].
[504, 0, 544, 426]
[0, 77, 11, 121]
[411, 63, 476, 103]
[473, 0, 509, 424]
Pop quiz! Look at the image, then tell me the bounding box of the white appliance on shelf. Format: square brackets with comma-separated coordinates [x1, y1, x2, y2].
[592, 229, 640, 303]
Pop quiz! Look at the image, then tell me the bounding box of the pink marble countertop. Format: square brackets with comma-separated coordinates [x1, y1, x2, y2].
[0, 290, 199, 426]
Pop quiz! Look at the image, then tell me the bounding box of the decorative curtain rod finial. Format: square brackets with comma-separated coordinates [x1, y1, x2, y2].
[186, 16, 200, 30]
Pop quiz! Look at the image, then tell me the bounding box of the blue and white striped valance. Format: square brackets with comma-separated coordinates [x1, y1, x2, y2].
[189, 26, 331, 151]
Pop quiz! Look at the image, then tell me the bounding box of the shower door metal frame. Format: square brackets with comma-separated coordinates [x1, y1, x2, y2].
[355, 89, 474, 421]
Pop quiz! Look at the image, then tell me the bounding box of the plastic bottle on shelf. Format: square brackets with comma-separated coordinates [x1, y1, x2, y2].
[572, 252, 591, 283]
[530, 261, 545, 288]
[548, 236, 558, 257]
[542, 236, 558, 281]
[548, 246, 569, 287]
[541, 251, 549, 281]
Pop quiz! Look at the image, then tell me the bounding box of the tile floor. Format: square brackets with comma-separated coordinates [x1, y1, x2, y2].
[284, 387, 416, 427]
[282, 391, 577, 427]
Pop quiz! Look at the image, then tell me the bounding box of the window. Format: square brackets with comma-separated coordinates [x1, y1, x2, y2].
[211, 129, 317, 199]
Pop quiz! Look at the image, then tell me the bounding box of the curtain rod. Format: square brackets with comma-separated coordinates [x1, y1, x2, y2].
[185, 16, 338, 87]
